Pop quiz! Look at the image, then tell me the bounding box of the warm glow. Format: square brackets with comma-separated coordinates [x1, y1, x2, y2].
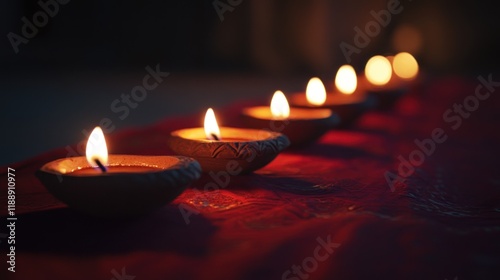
[391, 25, 423, 55]
[204, 108, 221, 140]
[270, 90, 290, 119]
[306, 77, 326, 105]
[335, 65, 357, 94]
[392, 52, 419, 80]
[365, 55, 392, 86]
[86, 126, 108, 167]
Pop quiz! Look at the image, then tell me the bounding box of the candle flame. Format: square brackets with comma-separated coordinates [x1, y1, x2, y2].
[335, 65, 357, 94]
[86, 126, 108, 168]
[270, 90, 290, 119]
[365, 55, 392, 86]
[392, 52, 419, 80]
[204, 108, 221, 140]
[306, 77, 326, 105]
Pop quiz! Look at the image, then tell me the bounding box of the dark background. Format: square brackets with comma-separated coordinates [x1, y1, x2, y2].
[1, 0, 499, 165]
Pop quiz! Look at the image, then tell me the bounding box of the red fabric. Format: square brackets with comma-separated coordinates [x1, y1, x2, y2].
[1, 74, 500, 280]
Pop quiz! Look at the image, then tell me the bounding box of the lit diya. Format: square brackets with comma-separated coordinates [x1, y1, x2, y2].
[36, 126, 202, 218]
[168, 108, 290, 174]
[241, 91, 339, 147]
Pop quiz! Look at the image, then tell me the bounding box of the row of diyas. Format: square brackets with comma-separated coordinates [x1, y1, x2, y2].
[36, 52, 419, 218]
[289, 52, 420, 114]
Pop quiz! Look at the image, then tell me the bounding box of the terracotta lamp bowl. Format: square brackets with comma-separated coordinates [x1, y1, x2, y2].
[359, 74, 409, 110]
[240, 107, 339, 148]
[168, 127, 289, 174]
[36, 155, 201, 219]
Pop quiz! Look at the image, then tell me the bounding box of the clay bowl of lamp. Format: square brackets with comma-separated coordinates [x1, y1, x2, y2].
[168, 108, 290, 174]
[241, 91, 339, 148]
[37, 127, 202, 219]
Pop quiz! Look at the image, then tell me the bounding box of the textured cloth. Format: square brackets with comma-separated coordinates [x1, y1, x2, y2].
[1, 74, 500, 280]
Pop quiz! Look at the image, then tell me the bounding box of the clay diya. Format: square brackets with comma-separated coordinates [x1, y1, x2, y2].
[36, 127, 201, 218]
[168, 108, 290, 174]
[241, 91, 339, 147]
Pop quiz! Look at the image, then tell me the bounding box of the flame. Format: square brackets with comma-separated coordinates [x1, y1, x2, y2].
[270, 90, 290, 119]
[306, 77, 326, 105]
[85, 126, 108, 168]
[335, 65, 357, 94]
[365, 55, 392, 86]
[204, 108, 221, 140]
[392, 52, 419, 80]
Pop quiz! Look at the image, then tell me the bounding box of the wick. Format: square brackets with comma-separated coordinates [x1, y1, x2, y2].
[94, 158, 107, 173]
[210, 133, 220, 141]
